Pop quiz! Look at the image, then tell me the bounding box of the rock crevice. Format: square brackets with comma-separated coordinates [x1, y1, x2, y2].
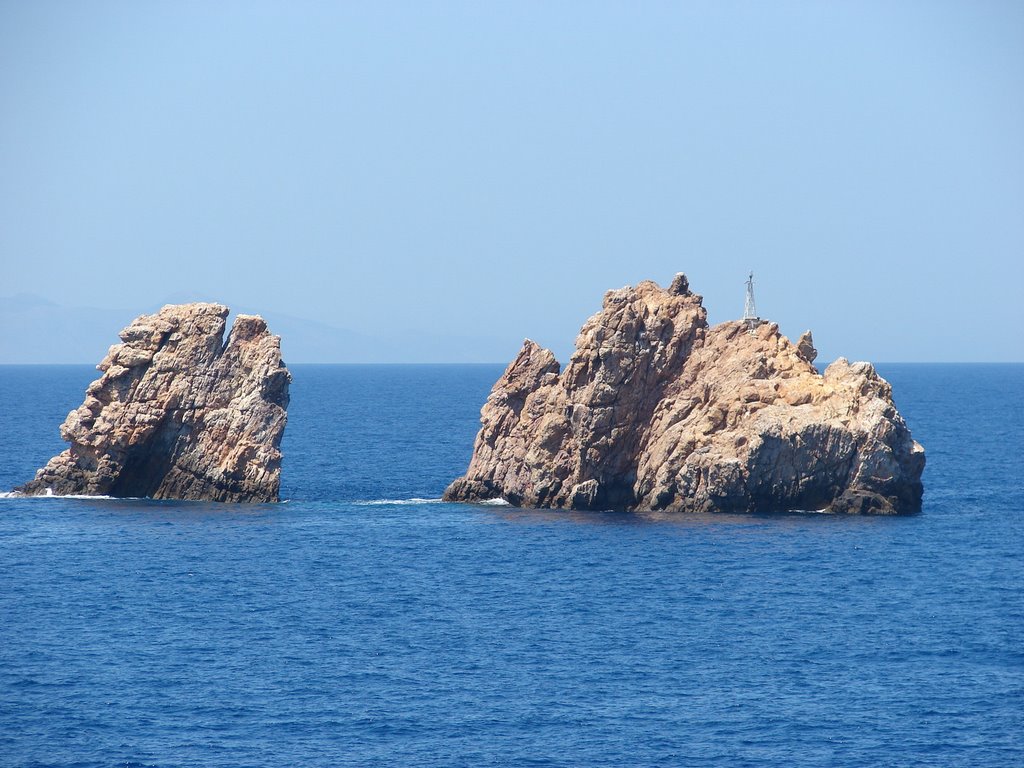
[445, 276, 924, 515]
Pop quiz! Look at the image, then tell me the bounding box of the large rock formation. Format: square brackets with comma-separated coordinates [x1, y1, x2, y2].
[445, 276, 924, 515]
[16, 303, 290, 502]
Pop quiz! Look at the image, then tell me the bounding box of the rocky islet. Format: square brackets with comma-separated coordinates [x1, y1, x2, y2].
[445, 274, 925, 515]
[16, 303, 290, 502]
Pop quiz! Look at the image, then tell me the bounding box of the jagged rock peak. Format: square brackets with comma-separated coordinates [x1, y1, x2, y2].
[15, 303, 291, 502]
[796, 330, 818, 365]
[445, 275, 924, 515]
[669, 272, 691, 295]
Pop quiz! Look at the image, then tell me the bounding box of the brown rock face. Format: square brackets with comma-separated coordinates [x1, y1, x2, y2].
[16, 303, 290, 502]
[445, 276, 925, 515]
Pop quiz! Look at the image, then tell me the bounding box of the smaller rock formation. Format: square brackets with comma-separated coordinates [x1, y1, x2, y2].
[796, 330, 818, 365]
[445, 276, 925, 515]
[15, 303, 290, 502]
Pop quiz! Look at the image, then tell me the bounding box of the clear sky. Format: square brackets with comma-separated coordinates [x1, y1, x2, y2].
[1, 1, 1022, 364]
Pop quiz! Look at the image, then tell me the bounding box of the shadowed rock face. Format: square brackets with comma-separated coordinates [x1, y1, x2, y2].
[445, 276, 925, 515]
[16, 303, 290, 502]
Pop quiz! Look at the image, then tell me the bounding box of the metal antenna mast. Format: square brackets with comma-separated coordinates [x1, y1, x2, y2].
[743, 272, 759, 332]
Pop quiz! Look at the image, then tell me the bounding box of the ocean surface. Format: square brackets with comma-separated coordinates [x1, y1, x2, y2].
[1, 363, 1022, 767]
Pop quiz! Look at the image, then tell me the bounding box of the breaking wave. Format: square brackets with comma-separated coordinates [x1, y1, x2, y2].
[354, 498, 446, 506]
[352, 497, 512, 507]
[0, 491, 118, 500]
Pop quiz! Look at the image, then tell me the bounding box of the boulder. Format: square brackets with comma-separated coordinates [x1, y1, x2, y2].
[796, 330, 818, 365]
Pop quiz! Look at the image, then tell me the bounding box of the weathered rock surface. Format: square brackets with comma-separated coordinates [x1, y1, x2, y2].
[16, 303, 290, 502]
[445, 276, 924, 515]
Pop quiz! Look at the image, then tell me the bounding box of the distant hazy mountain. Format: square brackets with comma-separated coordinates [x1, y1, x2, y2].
[0, 295, 511, 364]
[0, 295, 139, 364]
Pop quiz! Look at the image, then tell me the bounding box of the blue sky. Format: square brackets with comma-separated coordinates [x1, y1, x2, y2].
[1, 1, 1022, 363]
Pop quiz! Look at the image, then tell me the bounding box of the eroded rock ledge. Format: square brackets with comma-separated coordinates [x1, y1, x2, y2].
[16, 303, 290, 502]
[445, 276, 924, 515]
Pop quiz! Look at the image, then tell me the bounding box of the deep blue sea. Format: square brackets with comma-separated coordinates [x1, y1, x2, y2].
[1, 363, 1022, 767]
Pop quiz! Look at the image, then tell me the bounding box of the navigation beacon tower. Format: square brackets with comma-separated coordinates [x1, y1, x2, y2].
[742, 272, 760, 333]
